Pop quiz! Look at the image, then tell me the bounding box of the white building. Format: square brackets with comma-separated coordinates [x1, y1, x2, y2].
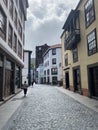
[43, 44, 62, 85]
[36, 63, 44, 84]
[22, 50, 32, 85]
[31, 58, 36, 82]
[0, 0, 28, 100]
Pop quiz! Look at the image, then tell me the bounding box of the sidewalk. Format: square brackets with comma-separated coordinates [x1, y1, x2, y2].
[0, 87, 32, 130]
[0, 89, 22, 106]
[56, 87, 98, 113]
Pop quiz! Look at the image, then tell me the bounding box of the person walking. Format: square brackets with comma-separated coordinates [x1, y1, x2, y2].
[31, 80, 34, 87]
[23, 81, 28, 97]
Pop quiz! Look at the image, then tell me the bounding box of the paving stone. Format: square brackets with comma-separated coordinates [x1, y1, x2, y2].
[4, 85, 98, 130]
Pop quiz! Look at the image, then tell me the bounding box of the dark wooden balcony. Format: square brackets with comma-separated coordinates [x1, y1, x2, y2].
[65, 29, 80, 50]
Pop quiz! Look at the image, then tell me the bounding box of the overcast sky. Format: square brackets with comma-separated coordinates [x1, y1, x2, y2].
[25, 0, 80, 57]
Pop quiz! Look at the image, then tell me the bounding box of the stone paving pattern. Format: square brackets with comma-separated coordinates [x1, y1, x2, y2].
[6, 85, 98, 130]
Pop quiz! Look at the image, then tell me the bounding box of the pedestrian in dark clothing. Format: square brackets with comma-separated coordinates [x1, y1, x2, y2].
[23, 81, 28, 96]
[32, 80, 34, 87]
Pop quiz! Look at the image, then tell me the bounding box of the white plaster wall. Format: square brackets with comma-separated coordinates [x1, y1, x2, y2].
[43, 47, 62, 83]
[56, 48, 62, 81]
[37, 64, 44, 83]
[0, 0, 24, 66]
[22, 52, 29, 84]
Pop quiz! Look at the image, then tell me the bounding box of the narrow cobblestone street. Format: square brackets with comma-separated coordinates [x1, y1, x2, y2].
[3, 84, 98, 130]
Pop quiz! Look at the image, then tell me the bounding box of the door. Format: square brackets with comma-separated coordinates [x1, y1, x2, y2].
[52, 76, 57, 85]
[47, 77, 50, 84]
[4, 70, 14, 97]
[73, 68, 81, 93]
[0, 67, 3, 100]
[89, 67, 98, 98]
[65, 72, 69, 89]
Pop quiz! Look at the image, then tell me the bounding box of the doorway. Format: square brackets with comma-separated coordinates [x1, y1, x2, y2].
[0, 67, 3, 100]
[52, 76, 57, 85]
[73, 67, 81, 94]
[4, 69, 14, 97]
[65, 72, 69, 89]
[4, 59, 14, 98]
[89, 67, 98, 98]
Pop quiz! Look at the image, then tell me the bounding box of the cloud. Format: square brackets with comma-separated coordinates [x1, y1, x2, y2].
[25, 0, 80, 57]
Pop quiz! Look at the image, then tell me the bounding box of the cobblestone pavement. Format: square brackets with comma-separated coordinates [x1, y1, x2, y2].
[5, 85, 98, 130]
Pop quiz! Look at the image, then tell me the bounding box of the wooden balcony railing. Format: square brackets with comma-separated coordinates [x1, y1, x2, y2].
[65, 29, 80, 50]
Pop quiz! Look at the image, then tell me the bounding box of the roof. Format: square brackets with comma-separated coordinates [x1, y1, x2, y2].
[49, 44, 61, 49]
[62, 9, 79, 30]
[43, 43, 62, 57]
[24, 50, 32, 53]
[76, 0, 82, 10]
[60, 30, 65, 38]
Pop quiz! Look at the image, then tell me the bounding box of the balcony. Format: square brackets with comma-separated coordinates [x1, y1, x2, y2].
[62, 9, 80, 50]
[65, 29, 80, 50]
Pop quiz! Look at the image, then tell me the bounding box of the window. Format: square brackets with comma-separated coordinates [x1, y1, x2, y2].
[44, 70, 46, 75]
[19, 0, 23, 20]
[5, 59, 12, 70]
[73, 48, 78, 62]
[52, 76, 57, 84]
[52, 58, 56, 64]
[87, 29, 97, 56]
[51, 68, 58, 75]
[18, 21, 22, 39]
[3, 0, 7, 6]
[9, 0, 13, 19]
[39, 47, 41, 50]
[23, 33, 25, 45]
[84, 0, 95, 27]
[65, 53, 68, 66]
[47, 69, 50, 75]
[23, 20, 25, 30]
[0, 8, 6, 40]
[0, 54, 3, 67]
[15, 0, 18, 6]
[13, 33, 17, 52]
[59, 63, 61, 67]
[23, 50, 24, 61]
[14, 9, 17, 28]
[52, 48, 56, 55]
[8, 24, 13, 48]
[18, 41, 22, 58]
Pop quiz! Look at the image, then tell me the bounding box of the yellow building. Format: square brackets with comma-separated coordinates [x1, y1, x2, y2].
[61, 0, 98, 99]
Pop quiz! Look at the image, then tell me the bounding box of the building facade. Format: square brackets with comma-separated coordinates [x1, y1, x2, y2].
[22, 50, 32, 86]
[36, 63, 44, 84]
[35, 44, 49, 68]
[35, 44, 49, 83]
[43, 44, 62, 85]
[31, 58, 36, 82]
[61, 0, 98, 99]
[0, 0, 28, 100]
